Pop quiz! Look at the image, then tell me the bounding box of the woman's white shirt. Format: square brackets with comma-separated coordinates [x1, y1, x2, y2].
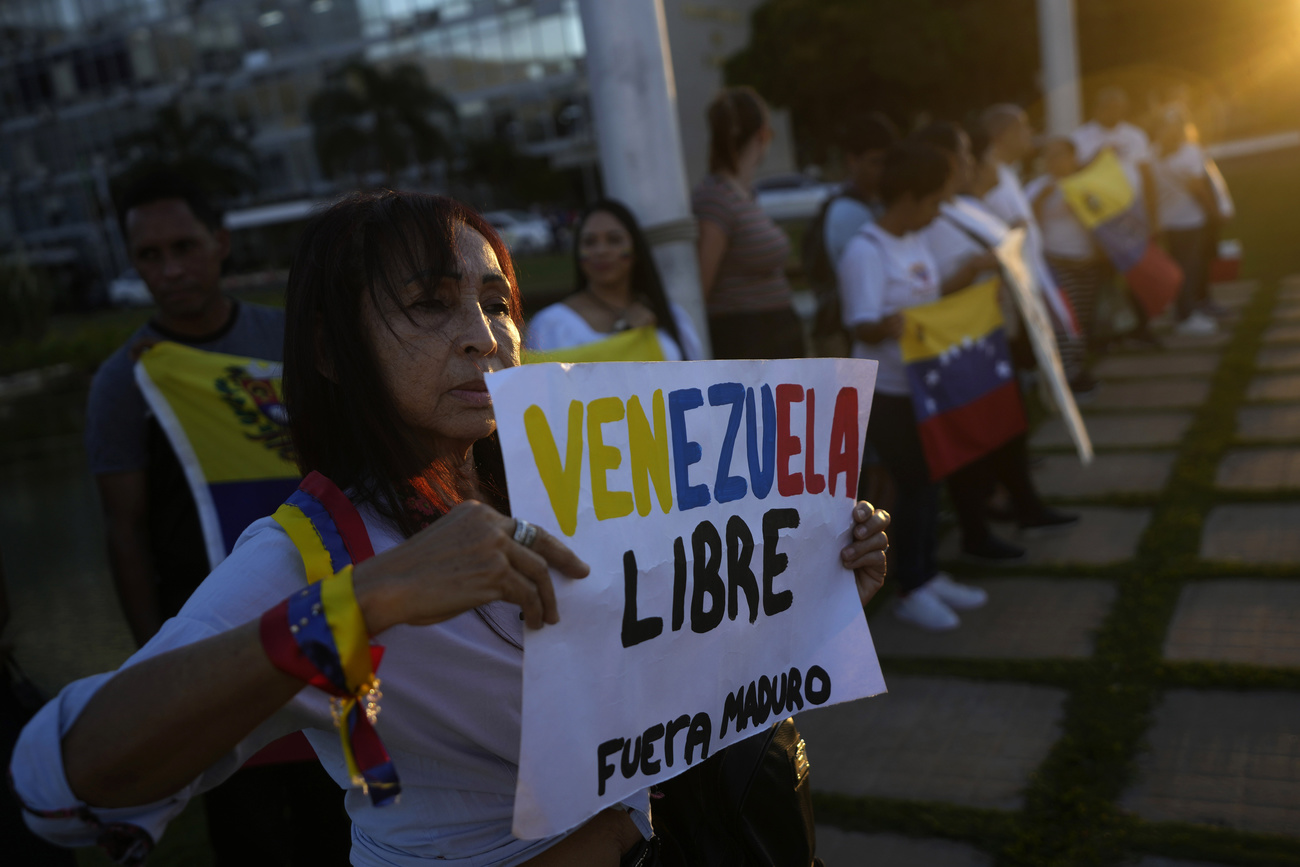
[836, 222, 940, 396]
[12, 507, 651, 865]
[1154, 142, 1208, 230]
[920, 197, 1008, 285]
[526, 300, 703, 361]
[1023, 176, 1095, 261]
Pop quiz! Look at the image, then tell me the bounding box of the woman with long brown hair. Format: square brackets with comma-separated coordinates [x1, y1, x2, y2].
[12, 190, 889, 865]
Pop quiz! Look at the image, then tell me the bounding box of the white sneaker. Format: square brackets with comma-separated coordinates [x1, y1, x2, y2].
[1175, 311, 1218, 337]
[893, 585, 960, 631]
[925, 573, 988, 610]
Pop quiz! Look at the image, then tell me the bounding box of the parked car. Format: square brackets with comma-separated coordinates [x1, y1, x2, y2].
[483, 210, 552, 255]
[108, 268, 152, 307]
[754, 172, 839, 222]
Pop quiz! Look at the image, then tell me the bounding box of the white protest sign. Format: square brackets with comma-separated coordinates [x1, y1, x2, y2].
[487, 358, 888, 839]
[995, 228, 1094, 466]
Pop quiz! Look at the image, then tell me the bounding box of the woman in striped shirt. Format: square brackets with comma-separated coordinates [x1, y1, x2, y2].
[693, 87, 805, 359]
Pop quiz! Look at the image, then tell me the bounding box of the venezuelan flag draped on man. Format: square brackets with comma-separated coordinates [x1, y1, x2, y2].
[135, 340, 301, 569]
[900, 278, 1027, 481]
[1058, 149, 1183, 318]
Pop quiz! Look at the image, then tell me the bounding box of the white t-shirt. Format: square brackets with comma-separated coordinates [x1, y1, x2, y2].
[526, 299, 703, 361]
[981, 166, 1067, 303]
[922, 196, 1008, 286]
[1153, 142, 1208, 230]
[1072, 120, 1152, 169]
[1024, 175, 1095, 261]
[836, 222, 940, 396]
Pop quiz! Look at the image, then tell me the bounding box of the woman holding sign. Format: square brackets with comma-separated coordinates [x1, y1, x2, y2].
[12, 191, 890, 866]
[526, 199, 703, 361]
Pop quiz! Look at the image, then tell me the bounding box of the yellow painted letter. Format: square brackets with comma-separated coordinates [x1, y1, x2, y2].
[524, 401, 584, 536]
[627, 390, 673, 516]
[588, 396, 634, 521]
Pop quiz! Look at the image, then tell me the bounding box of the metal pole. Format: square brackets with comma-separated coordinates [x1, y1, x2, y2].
[1037, 0, 1083, 136]
[577, 0, 712, 357]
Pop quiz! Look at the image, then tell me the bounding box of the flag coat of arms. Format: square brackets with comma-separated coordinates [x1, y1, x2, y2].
[135, 341, 301, 569]
[1058, 149, 1183, 317]
[900, 279, 1027, 481]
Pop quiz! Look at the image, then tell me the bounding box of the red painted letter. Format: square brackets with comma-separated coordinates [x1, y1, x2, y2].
[804, 388, 826, 494]
[827, 387, 860, 497]
[775, 384, 804, 497]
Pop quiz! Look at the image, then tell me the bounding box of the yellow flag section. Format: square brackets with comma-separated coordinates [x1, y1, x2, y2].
[899, 278, 1003, 363]
[899, 279, 1026, 480]
[523, 325, 665, 364]
[1057, 149, 1136, 230]
[135, 341, 301, 569]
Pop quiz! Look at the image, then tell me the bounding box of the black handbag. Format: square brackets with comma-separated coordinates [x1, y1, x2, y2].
[651, 717, 819, 867]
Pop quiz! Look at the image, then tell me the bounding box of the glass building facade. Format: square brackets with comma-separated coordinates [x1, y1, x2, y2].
[0, 0, 593, 281]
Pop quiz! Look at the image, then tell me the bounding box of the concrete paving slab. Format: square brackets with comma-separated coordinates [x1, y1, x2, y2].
[1163, 580, 1300, 667]
[815, 828, 992, 867]
[1092, 354, 1219, 380]
[1211, 280, 1259, 307]
[1236, 405, 1300, 442]
[1161, 331, 1231, 351]
[1217, 448, 1300, 491]
[1264, 324, 1300, 344]
[1201, 505, 1300, 564]
[1090, 379, 1210, 411]
[1033, 451, 1175, 498]
[1034, 413, 1191, 449]
[871, 578, 1114, 660]
[1122, 689, 1300, 836]
[941, 507, 1150, 566]
[1256, 346, 1300, 372]
[1248, 374, 1300, 402]
[798, 676, 1067, 811]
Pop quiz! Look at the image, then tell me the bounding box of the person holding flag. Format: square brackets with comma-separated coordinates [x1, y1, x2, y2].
[837, 141, 985, 632]
[914, 123, 1078, 566]
[526, 199, 702, 361]
[13, 191, 892, 865]
[84, 170, 349, 862]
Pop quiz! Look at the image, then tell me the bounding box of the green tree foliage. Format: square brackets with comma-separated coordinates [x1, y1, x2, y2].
[309, 61, 458, 182]
[115, 101, 258, 197]
[730, 0, 1300, 161]
[727, 0, 1037, 161]
[0, 253, 53, 342]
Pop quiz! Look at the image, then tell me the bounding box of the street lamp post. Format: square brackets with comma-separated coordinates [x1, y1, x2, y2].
[1037, 0, 1083, 136]
[576, 0, 711, 357]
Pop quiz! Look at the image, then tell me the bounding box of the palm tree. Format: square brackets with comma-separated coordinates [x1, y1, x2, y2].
[115, 101, 258, 197]
[309, 61, 458, 184]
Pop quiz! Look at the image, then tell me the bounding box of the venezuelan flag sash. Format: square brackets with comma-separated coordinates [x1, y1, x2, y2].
[523, 325, 666, 364]
[900, 279, 1027, 481]
[1058, 149, 1183, 317]
[135, 341, 301, 568]
[265, 472, 400, 806]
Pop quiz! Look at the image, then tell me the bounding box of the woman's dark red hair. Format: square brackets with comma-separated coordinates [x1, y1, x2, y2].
[282, 190, 521, 535]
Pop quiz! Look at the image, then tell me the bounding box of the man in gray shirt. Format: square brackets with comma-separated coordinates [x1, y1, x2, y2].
[84, 170, 348, 864]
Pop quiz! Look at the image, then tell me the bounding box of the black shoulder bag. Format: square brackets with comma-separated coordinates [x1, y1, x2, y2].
[650, 716, 820, 867]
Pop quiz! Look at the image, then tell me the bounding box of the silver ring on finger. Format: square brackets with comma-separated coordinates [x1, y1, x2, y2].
[513, 518, 539, 549]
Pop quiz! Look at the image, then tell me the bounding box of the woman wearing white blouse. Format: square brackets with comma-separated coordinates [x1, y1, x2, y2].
[527, 199, 702, 361]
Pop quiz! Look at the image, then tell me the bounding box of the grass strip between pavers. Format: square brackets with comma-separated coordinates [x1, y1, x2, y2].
[821, 280, 1300, 867]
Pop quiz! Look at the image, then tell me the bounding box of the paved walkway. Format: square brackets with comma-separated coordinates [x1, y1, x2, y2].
[806, 277, 1300, 865]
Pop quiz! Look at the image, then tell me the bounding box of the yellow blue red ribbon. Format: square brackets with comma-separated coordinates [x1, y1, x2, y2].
[262, 472, 399, 806]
